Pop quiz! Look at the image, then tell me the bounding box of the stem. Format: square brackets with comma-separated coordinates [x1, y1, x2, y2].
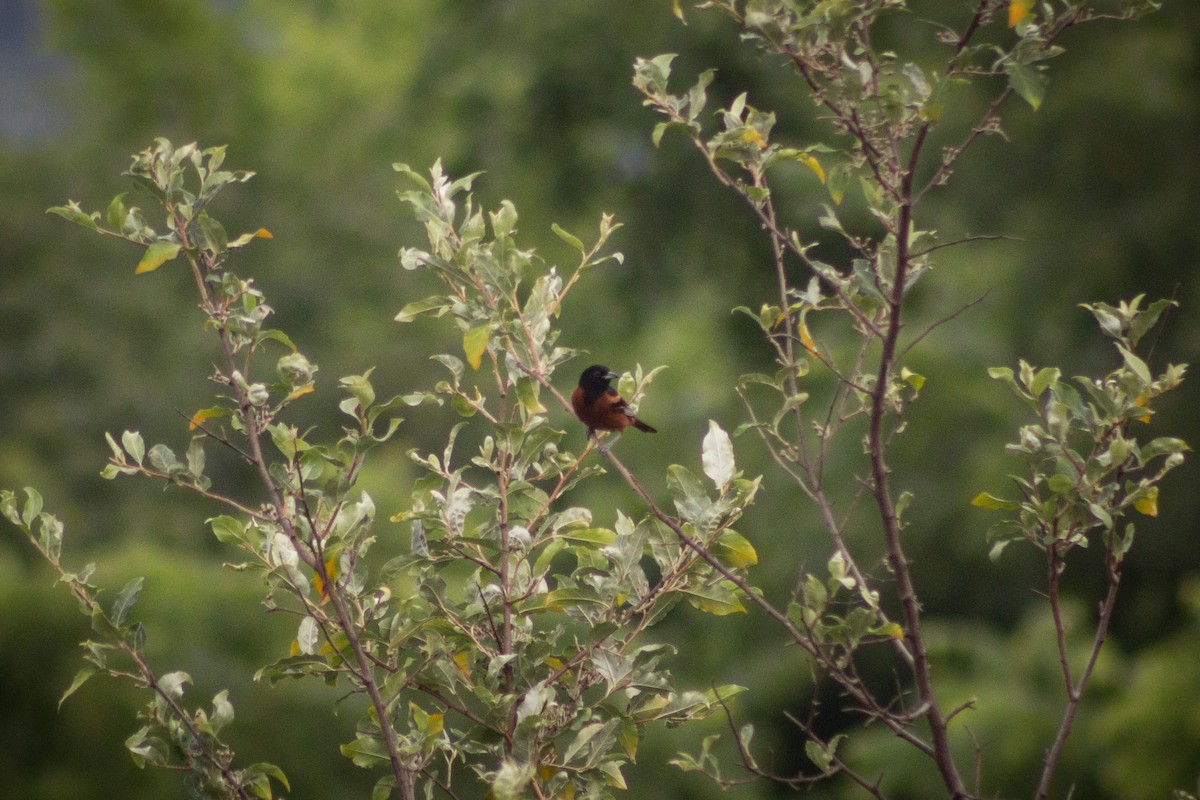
[866, 122, 968, 798]
[39, 548, 254, 798]
[600, 442, 937, 756]
[171, 212, 419, 800]
[1035, 550, 1122, 800]
[497, 444, 518, 751]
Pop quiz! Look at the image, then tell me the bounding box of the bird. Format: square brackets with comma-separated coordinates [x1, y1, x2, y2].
[571, 365, 656, 453]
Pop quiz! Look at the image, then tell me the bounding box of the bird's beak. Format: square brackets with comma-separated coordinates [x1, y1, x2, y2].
[604, 371, 619, 382]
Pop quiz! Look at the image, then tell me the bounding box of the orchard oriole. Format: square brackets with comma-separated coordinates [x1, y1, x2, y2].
[572, 365, 656, 452]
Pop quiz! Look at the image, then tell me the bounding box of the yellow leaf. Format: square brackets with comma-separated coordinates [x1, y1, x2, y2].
[314, 557, 338, 603]
[877, 622, 905, 640]
[453, 651, 471, 678]
[283, 384, 315, 404]
[463, 323, 490, 370]
[798, 153, 826, 184]
[1134, 392, 1152, 423]
[1134, 487, 1158, 517]
[188, 406, 227, 431]
[228, 227, 275, 249]
[1008, 0, 1033, 27]
[735, 128, 767, 149]
[971, 491, 1013, 510]
[135, 241, 181, 274]
[289, 639, 300, 657]
[798, 312, 817, 355]
[671, 0, 685, 23]
[900, 367, 925, 392]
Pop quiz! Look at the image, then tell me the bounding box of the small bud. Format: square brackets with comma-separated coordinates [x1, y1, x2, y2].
[277, 352, 316, 387]
[246, 382, 270, 406]
[508, 526, 532, 552]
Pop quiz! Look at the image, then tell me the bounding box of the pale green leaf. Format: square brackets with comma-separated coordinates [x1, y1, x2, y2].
[135, 241, 182, 274]
[702, 420, 735, 489]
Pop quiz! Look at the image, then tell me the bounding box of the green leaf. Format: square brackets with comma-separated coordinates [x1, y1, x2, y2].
[1005, 62, 1047, 111]
[209, 690, 235, 735]
[1140, 437, 1189, 463]
[394, 295, 450, 323]
[120, 430, 145, 465]
[195, 211, 228, 253]
[126, 727, 168, 768]
[47, 203, 101, 231]
[0, 490, 19, 527]
[462, 323, 490, 370]
[451, 394, 478, 417]
[59, 666, 99, 710]
[20, 486, 44, 527]
[515, 377, 546, 415]
[1089, 502, 1114, 529]
[134, 241, 182, 274]
[105, 194, 128, 228]
[158, 671, 191, 701]
[210, 515, 246, 544]
[1129, 298, 1176, 346]
[598, 761, 627, 789]
[1030, 367, 1061, 398]
[1116, 344, 1152, 386]
[666, 465, 710, 522]
[558, 527, 617, 546]
[340, 735, 390, 768]
[683, 583, 746, 616]
[652, 119, 700, 147]
[701, 420, 735, 489]
[711, 530, 758, 568]
[257, 329, 298, 352]
[988, 538, 1013, 563]
[805, 734, 846, 774]
[551, 223, 585, 253]
[1083, 302, 1124, 338]
[111, 576, 144, 626]
[518, 587, 608, 613]
[1046, 474, 1075, 495]
[372, 776, 395, 800]
[392, 162, 432, 191]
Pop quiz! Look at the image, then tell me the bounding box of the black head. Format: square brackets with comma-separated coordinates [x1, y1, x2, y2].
[578, 364, 619, 396]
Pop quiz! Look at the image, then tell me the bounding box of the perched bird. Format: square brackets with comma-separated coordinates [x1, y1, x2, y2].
[572, 365, 656, 453]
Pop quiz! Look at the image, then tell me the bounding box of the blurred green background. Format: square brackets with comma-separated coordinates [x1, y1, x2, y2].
[2, 1, 1198, 798]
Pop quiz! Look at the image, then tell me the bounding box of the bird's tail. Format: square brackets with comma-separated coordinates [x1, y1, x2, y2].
[632, 418, 656, 433]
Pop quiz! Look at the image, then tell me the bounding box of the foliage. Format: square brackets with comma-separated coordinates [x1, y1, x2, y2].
[629, 1, 1183, 798]
[3, 1, 1193, 799]
[26, 138, 760, 800]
